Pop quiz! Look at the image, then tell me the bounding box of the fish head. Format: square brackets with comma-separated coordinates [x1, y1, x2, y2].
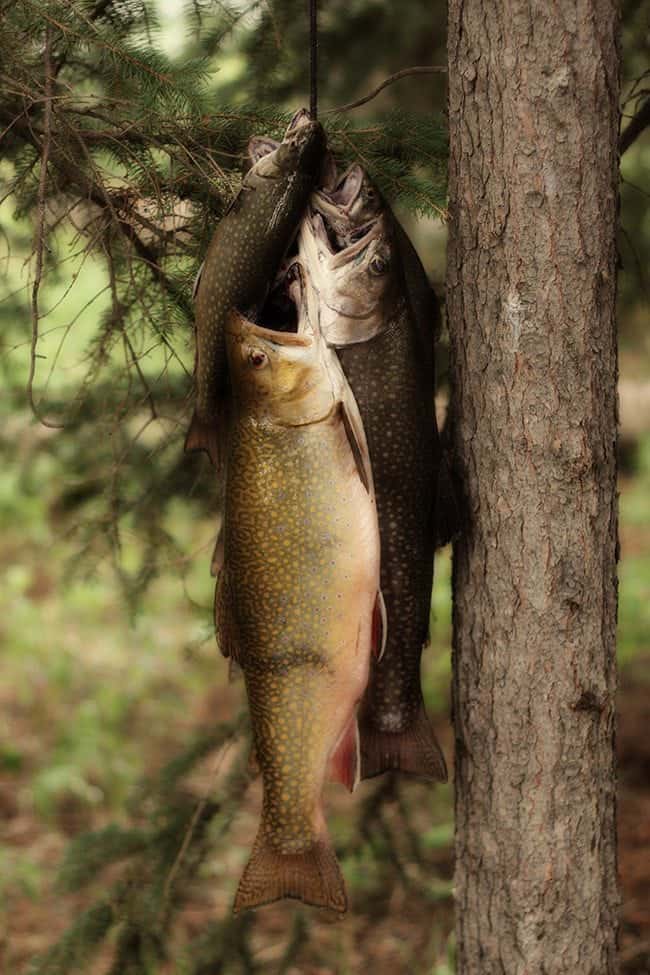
[299, 205, 399, 346]
[246, 114, 326, 188]
[311, 164, 383, 246]
[226, 265, 335, 426]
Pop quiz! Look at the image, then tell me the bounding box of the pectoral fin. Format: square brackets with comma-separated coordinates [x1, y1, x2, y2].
[191, 261, 204, 302]
[214, 570, 240, 662]
[210, 527, 224, 577]
[339, 401, 371, 494]
[184, 410, 225, 471]
[372, 590, 387, 661]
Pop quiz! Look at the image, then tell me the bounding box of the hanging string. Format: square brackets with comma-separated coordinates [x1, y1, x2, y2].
[309, 0, 318, 119]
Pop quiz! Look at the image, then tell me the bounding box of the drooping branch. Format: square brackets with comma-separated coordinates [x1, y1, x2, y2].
[28, 26, 65, 429]
[328, 66, 447, 114]
[620, 96, 650, 155]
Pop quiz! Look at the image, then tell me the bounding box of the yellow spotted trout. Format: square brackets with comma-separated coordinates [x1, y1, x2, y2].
[299, 164, 449, 782]
[185, 113, 326, 468]
[216, 266, 383, 913]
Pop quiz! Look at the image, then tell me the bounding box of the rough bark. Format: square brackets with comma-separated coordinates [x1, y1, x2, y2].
[446, 2, 621, 973]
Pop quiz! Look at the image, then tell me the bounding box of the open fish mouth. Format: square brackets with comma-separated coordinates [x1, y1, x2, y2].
[312, 163, 383, 252]
[310, 209, 381, 264]
[241, 260, 306, 335]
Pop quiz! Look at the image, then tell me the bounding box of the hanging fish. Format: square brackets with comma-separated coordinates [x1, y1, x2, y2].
[217, 266, 382, 913]
[185, 112, 326, 468]
[300, 166, 448, 782]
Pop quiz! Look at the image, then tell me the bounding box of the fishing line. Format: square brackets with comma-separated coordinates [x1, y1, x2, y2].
[309, 0, 318, 120]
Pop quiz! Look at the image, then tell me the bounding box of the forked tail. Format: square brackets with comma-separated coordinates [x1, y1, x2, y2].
[233, 830, 347, 915]
[359, 698, 448, 782]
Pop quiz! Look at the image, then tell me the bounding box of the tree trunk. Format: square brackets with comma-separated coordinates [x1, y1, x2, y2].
[446, 2, 621, 972]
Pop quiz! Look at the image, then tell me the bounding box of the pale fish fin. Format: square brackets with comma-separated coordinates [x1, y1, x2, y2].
[184, 410, 225, 470]
[191, 260, 204, 302]
[339, 401, 370, 494]
[233, 832, 347, 915]
[210, 526, 224, 578]
[359, 697, 447, 783]
[328, 715, 360, 793]
[247, 135, 279, 166]
[214, 570, 239, 662]
[228, 657, 243, 682]
[246, 744, 260, 776]
[372, 590, 388, 661]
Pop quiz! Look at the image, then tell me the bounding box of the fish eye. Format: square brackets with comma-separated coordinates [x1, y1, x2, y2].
[369, 256, 388, 275]
[248, 348, 268, 369]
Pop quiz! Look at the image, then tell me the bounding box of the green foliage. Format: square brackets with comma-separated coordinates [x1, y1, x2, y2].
[2, 2, 647, 973]
[29, 726, 250, 975]
[0, 0, 449, 604]
[28, 902, 116, 975]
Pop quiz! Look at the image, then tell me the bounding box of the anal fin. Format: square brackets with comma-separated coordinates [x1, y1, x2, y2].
[328, 715, 360, 792]
[214, 570, 240, 662]
[234, 832, 347, 915]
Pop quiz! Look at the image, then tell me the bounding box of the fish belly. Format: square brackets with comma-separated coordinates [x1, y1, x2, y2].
[224, 416, 378, 911]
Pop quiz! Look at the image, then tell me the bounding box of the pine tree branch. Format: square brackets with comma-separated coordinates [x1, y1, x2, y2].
[28, 26, 65, 429]
[159, 731, 238, 923]
[619, 96, 650, 155]
[327, 66, 447, 114]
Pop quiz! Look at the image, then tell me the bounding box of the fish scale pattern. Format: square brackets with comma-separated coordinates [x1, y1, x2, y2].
[217, 317, 379, 913]
[305, 183, 447, 782]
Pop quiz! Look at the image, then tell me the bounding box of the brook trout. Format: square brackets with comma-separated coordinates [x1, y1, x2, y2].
[185, 113, 326, 468]
[300, 167, 448, 782]
[217, 270, 382, 913]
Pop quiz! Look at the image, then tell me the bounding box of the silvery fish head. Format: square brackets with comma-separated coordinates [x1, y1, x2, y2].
[312, 164, 383, 246]
[299, 204, 398, 347]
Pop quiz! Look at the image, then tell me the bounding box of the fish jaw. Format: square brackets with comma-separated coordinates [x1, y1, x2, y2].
[225, 308, 336, 427]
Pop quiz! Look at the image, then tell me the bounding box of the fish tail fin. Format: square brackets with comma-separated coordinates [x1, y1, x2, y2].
[359, 699, 448, 783]
[184, 410, 224, 470]
[233, 831, 347, 915]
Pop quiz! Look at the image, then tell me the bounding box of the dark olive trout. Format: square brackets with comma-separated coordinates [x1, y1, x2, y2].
[217, 273, 381, 913]
[301, 167, 448, 782]
[185, 114, 326, 468]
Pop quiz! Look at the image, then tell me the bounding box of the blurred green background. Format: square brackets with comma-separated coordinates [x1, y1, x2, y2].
[0, 1, 648, 973]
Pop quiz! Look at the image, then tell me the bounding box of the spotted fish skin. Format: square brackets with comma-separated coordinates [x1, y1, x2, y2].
[218, 306, 379, 913]
[303, 173, 448, 783]
[185, 116, 326, 468]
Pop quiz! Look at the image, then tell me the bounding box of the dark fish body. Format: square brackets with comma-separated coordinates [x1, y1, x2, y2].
[217, 301, 380, 914]
[185, 117, 326, 467]
[303, 172, 448, 782]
